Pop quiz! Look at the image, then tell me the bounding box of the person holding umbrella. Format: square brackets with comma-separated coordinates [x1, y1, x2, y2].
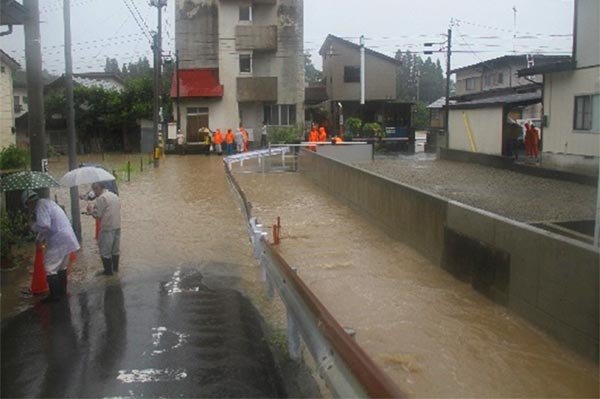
[87, 182, 121, 276]
[22, 190, 80, 302]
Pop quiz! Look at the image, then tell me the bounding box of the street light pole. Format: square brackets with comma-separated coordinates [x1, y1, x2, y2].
[63, 0, 81, 242]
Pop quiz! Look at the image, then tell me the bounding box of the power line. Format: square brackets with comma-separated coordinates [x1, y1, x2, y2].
[121, 0, 152, 44]
[127, 0, 152, 36]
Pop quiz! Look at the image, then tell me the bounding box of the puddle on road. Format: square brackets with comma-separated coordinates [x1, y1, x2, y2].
[117, 368, 188, 384]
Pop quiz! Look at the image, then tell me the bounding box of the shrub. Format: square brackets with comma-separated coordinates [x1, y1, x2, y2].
[362, 122, 385, 138]
[268, 126, 303, 144]
[0, 210, 30, 267]
[345, 117, 363, 136]
[0, 145, 29, 170]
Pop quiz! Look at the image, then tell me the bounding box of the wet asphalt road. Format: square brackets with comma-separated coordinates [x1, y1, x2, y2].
[1, 268, 286, 398]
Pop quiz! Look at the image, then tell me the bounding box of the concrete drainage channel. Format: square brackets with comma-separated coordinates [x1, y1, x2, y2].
[224, 156, 406, 398]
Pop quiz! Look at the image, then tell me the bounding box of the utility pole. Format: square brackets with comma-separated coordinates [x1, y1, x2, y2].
[63, 0, 81, 241]
[595, 159, 600, 247]
[176, 49, 180, 133]
[23, 0, 47, 196]
[444, 26, 452, 149]
[360, 35, 366, 105]
[150, 0, 166, 167]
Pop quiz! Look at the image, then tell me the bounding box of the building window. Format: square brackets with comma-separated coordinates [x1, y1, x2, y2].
[344, 66, 360, 83]
[497, 72, 504, 84]
[1, 66, 5, 73]
[14, 96, 20, 105]
[574, 94, 600, 131]
[484, 75, 492, 87]
[264, 104, 296, 126]
[187, 107, 209, 115]
[431, 108, 441, 120]
[465, 77, 477, 91]
[23, 96, 28, 104]
[239, 53, 252, 74]
[239, 5, 252, 22]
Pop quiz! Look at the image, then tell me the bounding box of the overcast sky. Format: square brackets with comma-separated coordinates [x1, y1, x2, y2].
[1, 0, 574, 76]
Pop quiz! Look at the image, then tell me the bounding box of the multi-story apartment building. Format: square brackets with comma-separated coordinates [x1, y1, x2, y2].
[172, 0, 304, 143]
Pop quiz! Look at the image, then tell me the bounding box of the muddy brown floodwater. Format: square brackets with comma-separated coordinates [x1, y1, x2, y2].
[234, 160, 599, 398]
[2, 154, 267, 319]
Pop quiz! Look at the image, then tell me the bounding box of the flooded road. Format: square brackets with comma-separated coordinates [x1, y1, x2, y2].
[234, 160, 599, 398]
[1, 154, 320, 398]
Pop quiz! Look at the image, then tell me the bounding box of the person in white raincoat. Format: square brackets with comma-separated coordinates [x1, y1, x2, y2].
[234, 128, 244, 153]
[23, 190, 80, 302]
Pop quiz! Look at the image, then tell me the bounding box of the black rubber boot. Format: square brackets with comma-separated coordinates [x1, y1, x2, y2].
[96, 257, 113, 276]
[57, 270, 67, 296]
[41, 275, 61, 303]
[112, 255, 119, 272]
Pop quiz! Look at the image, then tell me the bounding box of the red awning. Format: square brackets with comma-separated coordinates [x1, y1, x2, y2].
[170, 68, 224, 98]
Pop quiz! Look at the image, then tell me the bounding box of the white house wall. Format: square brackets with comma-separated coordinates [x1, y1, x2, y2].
[448, 107, 503, 155]
[541, 67, 600, 174]
[0, 60, 16, 149]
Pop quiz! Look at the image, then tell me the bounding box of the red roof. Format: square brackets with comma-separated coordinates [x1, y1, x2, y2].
[170, 68, 224, 98]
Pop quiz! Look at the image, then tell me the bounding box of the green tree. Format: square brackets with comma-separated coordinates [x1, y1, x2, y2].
[104, 57, 120, 74]
[395, 51, 445, 104]
[304, 52, 323, 86]
[412, 102, 429, 130]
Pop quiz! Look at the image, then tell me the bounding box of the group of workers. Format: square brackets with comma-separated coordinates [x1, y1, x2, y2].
[177, 122, 344, 155]
[307, 124, 343, 151]
[209, 124, 250, 156]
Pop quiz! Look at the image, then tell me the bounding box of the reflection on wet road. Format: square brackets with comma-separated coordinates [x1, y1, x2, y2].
[1, 269, 284, 398]
[235, 162, 599, 398]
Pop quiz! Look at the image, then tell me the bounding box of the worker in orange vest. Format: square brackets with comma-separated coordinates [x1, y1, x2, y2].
[225, 129, 235, 155]
[331, 134, 343, 144]
[318, 126, 328, 142]
[213, 129, 223, 155]
[308, 125, 319, 151]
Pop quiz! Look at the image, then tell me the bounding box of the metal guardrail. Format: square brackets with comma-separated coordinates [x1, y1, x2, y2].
[224, 159, 405, 399]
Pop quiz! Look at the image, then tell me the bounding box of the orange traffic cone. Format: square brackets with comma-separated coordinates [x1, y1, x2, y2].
[95, 218, 101, 240]
[30, 243, 48, 295]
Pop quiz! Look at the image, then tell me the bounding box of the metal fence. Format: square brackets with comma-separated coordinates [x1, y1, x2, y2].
[223, 156, 405, 398]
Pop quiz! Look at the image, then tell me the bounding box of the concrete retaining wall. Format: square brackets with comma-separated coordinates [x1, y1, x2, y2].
[316, 144, 373, 164]
[298, 149, 599, 360]
[440, 148, 598, 185]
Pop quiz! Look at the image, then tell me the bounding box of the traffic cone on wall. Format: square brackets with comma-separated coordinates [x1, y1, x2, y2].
[30, 243, 48, 295]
